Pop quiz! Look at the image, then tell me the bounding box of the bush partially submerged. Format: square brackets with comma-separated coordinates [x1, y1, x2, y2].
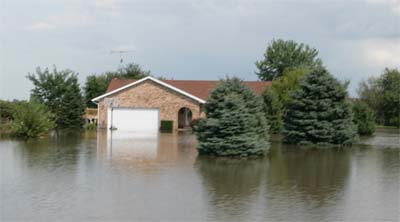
[352, 101, 375, 136]
[11, 102, 55, 139]
[194, 78, 269, 157]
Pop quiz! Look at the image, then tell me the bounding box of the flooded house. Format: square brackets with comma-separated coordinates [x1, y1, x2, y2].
[91, 76, 270, 133]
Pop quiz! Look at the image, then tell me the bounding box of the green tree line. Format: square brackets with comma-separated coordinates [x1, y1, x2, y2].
[1, 39, 398, 143]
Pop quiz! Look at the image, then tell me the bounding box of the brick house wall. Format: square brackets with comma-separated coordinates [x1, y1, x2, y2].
[97, 79, 203, 131]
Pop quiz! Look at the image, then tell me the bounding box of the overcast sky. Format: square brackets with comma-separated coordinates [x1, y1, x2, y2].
[0, 0, 399, 100]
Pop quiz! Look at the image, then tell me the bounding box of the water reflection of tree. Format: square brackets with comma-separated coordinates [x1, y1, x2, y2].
[195, 156, 267, 220]
[21, 130, 85, 168]
[267, 144, 351, 204]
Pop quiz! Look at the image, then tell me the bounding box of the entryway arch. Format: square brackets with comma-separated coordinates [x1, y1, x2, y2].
[178, 107, 192, 129]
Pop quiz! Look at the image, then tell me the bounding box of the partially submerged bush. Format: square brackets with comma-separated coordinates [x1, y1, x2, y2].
[160, 120, 173, 133]
[85, 122, 97, 131]
[352, 101, 375, 136]
[11, 102, 55, 139]
[194, 77, 269, 157]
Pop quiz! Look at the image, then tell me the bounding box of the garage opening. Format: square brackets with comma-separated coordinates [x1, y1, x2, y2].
[107, 108, 159, 136]
[178, 107, 192, 129]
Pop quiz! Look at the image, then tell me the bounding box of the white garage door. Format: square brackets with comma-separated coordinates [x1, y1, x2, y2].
[107, 108, 159, 135]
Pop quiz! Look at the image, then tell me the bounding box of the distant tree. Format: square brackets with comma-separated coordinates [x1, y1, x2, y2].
[256, 39, 322, 81]
[262, 89, 283, 134]
[357, 76, 381, 121]
[352, 101, 375, 136]
[84, 63, 151, 107]
[380, 68, 400, 127]
[194, 78, 269, 157]
[84, 72, 116, 108]
[27, 66, 85, 129]
[118, 63, 151, 79]
[0, 100, 20, 121]
[271, 67, 309, 107]
[358, 68, 400, 127]
[11, 101, 55, 139]
[283, 67, 357, 145]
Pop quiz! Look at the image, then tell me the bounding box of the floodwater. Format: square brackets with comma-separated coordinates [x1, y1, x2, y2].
[1, 129, 399, 221]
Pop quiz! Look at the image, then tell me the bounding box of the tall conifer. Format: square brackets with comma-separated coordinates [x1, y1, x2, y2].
[283, 67, 356, 145]
[195, 78, 269, 156]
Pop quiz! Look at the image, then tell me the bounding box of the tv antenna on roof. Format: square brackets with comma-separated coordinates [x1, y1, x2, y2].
[110, 50, 135, 64]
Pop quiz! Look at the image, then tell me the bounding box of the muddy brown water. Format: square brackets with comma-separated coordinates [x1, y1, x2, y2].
[1, 129, 399, 221]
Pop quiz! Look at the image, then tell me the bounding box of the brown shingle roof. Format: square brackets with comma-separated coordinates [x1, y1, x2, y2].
[106, 78, 271, 101]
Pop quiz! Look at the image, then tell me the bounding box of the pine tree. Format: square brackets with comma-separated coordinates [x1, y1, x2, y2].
[262, 89, 283, 134]
[283, 67, 357, 145]
[194, 78, 269, 157]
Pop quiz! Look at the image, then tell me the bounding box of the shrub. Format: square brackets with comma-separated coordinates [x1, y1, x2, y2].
[86, 122, 97, 131]
[0, 100, 20, 121]
[352, 101, 375, 136]
[194, 77, 269, 157]
[283, 67, 357, 145]
[11, 102, 55, 139]
[160, 120, 173, 133]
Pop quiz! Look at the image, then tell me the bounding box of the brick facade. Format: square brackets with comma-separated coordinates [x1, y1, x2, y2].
[97, 79, 203, 131]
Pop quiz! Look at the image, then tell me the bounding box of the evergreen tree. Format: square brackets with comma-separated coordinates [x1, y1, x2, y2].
[27, 66, 85, 129]
[262, 89, 283, 134]
[352, 101, 375, 136]
[194, 78, 269, 157]
[283, 67, 357, 145]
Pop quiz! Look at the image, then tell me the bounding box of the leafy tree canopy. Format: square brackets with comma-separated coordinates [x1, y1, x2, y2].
[27, 66, 85, 129]
[256, 39, 322, 81]
[0, 100, 24, 121]
[271, 67, 309, 107]
[84, 63, 151, 107]
[262, 89, 283, 134]
[352, 100, 375, 136]
[195, 77, 270, 157]
[283, 67, 357, 145]
[358, 68, 400, 127]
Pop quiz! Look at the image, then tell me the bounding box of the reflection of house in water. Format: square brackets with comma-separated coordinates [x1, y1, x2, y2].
[96, 130, 198, 171]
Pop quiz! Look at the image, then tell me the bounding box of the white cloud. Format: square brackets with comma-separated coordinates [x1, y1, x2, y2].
[27, 22, 55, 30]
[362, 38, 400, 67]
